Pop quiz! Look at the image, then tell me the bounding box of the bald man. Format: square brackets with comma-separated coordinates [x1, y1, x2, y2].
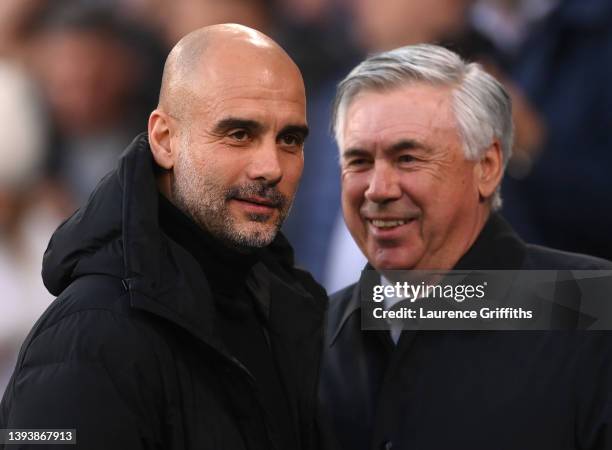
[0, 25, 328, 450]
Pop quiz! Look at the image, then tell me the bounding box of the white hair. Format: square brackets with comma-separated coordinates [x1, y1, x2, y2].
[332, 44, 513, 210]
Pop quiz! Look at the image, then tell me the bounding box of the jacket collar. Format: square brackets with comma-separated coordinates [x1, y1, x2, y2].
[329, 212, 527, 344]
[453, 213, 526, 270]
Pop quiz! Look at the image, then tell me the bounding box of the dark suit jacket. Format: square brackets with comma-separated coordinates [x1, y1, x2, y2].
[320, 214, 612, 450]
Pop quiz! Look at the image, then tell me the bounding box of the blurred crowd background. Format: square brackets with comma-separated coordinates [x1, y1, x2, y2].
[1, 0, 611, 393]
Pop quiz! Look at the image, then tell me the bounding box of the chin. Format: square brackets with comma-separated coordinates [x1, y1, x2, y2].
[369, 247, 420, 271]
[240, 223, 278, 246]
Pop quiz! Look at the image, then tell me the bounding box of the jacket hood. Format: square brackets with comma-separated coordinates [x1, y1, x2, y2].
[43, 133, 160, 296]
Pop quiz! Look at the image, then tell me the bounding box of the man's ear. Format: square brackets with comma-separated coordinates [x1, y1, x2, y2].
[475, 140, 504, 202]
[148, 109, 176, 170]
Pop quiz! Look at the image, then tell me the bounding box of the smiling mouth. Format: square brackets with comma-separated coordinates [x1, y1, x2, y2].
[367, 219, 411, 229]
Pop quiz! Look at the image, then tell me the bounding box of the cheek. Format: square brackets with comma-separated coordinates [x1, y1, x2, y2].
[394, 174, 434, 211]
[280, 154, 304, 196]
[341, 174, 368, 230]
[188, 156, 219, 185]
[420, 168, 478, 223]
[444, 166, 478, 203]
[341, 173, 367, 209]
[203, 149, 251, 184]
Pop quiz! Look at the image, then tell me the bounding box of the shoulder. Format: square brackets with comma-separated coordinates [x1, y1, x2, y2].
[1, 276, 166, 446]
[1, 275, 166, 426]
[524, 244, 612, 270]
[17, 274, 162, 379]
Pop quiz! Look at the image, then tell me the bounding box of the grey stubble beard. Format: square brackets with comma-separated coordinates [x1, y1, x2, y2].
[170, 133, 290, 250]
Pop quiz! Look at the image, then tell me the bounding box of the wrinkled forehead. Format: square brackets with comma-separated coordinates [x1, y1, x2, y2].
[340, 83, 459, 149]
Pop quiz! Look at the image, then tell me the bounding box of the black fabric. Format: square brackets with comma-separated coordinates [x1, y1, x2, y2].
[0, 133, 329, 450]
[158, 194, 297, 450]
[321, 213, 612, 450]
[157, 193, 260, 298]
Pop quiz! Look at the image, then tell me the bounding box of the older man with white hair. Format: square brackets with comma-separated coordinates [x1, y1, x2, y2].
[320, 44, 612, 450]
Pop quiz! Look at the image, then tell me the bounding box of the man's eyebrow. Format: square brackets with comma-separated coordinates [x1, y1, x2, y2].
[278, 124, 309, 139]
[212, 117, 263, 134]
[342, 148, 371, 159]
[387, 139, 432, 154]
[342, 139, 432, 159]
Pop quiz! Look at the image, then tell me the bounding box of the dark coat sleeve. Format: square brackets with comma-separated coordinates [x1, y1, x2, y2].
[0, 307, 165, 450]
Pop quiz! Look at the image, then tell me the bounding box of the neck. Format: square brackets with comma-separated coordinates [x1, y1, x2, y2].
[158, 193, 259, 294]
[156, 171, 173, 201]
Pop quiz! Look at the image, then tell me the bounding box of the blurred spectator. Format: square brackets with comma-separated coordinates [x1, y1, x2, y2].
[122, 0, 273, 47]
[349, 0, 473, 53]
[29, 2, 164, 204]
[0, 61, 63, 393]
[506, 0, 612, 260]
[0, 0, 45, 58]
[275, 0, 359, 85]
[471, 0, 558, 56]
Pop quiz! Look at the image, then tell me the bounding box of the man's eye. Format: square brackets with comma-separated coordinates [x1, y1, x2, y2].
[229, 129, 250, 141]
[280, 134, 303, 146]
[398, 154, 414, 164]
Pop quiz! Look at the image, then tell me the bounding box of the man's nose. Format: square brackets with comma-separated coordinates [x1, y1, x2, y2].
[364, 161, 402, 203]
[246, 138, 283, 185]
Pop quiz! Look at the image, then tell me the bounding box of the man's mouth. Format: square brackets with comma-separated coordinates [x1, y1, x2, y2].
[368, 219, 408, 228]
[227, 184, 286, 214]
[366, 217, 417, 230]
[237, 196, 278, 208]
[232, 196, 280, 216]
